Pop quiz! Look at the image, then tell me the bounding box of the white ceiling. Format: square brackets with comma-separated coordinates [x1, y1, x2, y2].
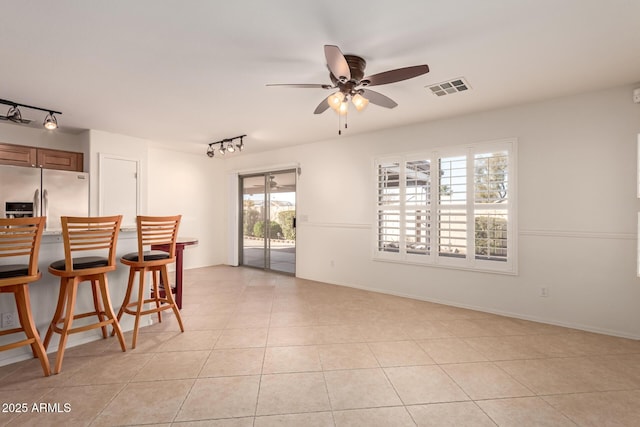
[1, 1, 640, 154]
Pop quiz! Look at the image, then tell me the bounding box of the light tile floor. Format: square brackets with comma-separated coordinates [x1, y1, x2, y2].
[1, 265, 640, 426]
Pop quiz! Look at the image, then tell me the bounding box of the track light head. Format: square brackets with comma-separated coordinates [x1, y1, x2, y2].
[7, 106, 22, 122]
[43, 112, 58, 130]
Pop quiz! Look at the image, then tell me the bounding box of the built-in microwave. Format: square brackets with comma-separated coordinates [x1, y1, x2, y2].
[5, 202, 34, 218]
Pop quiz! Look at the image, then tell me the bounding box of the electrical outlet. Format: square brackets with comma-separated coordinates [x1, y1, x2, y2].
[1, 312, 17, 328]
[539, 287, 549, 297]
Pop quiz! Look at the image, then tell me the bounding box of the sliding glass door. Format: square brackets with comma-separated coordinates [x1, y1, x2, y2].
[240, 169, 296, 274]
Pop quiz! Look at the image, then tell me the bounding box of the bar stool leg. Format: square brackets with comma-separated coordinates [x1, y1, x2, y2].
[44, 278, 69, 350]
[98, 274, 126, 352]
[15, 285, 51, 376]
[54, 278, 79, 374]
[131, 268, 147, 349]
[116, 268, 136, 325]
[161, 266, 184, 332]
[151, 269, 162, 323]
[91, 279, 108, 339]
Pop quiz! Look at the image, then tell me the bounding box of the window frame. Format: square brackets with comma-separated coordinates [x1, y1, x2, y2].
[373, 139, 517, 275]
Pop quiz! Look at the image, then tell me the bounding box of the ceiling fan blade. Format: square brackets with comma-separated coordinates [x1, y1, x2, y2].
[266, 83, 333, 89]
[324, 45, 350, 82]
[364, 65, 429, 87]
[362, 89, 398, 109]
[313, 97, 331, 114]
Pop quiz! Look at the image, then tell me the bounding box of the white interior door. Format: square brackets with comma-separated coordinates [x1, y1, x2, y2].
[99, 154, 139, 227]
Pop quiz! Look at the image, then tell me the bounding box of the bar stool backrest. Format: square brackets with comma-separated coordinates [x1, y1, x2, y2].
[0, 217, 45, 279]
[60, 215, 122, 272]
[136, 215, 181, 261]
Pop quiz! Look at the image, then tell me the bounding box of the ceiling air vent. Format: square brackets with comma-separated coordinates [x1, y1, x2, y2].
[426, 78, 470, 97]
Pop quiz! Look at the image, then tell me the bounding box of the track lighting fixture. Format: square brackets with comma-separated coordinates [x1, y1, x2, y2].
[0, 98, 62, 130]
[206, 134, 246, 158]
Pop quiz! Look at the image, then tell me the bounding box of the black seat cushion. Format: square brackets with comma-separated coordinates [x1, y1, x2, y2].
[0, 264, 30, 279]
[49, 256, 109, 271]
[122, 250, 170, 262]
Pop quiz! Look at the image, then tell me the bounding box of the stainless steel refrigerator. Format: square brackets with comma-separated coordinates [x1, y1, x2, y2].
[0, 164, 89, 231]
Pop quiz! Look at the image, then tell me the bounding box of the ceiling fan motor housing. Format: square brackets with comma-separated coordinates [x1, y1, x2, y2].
[330, 55, 368, 95]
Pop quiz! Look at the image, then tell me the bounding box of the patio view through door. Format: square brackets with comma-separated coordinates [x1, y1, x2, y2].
[240, 169, 296, 274]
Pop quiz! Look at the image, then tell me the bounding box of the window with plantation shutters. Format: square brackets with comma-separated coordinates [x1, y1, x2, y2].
[374, 140, 516, 274]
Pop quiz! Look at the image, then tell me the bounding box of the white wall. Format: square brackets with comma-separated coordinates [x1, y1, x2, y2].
[224, 84, 640, 339]
[0, 122, 86, 153]
[148, 146, 226, 268]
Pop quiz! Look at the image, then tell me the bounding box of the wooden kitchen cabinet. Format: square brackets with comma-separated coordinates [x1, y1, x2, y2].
[0, 143, 37, 167]
[0, 143, 83, 171]
[36, 148, 83, 172]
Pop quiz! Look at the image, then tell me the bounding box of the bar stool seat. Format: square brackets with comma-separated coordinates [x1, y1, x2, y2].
[121, 250, 169, 262]
[116, 215, 184, 349]
[0, 217, 50, 377]
[0, 265, 30, 277]
[49, 256, 109, 271]
[44, 215, 126, 374]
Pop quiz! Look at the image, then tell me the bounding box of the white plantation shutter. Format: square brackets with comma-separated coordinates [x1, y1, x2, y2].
[376, 160, 401, 253]
[405, 160, 431, 256]
[437, 155, 467, 259]
[374, 140, 516, 273]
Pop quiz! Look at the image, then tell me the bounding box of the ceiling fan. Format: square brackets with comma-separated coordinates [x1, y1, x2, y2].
[252, 175, 279, 189]
[267, 45, 429, 117]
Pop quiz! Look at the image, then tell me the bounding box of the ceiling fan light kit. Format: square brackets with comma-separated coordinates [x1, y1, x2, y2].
[267, 45, 430, 135]
[0, 98, 61, 130]
[351, 93, 369, 112]
[207, 134, 246, 158]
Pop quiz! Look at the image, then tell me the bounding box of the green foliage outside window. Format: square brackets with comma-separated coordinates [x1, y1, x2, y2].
[253, 220, 283, 239]
[277, 210, 296, 240]
[475, 216, 507, 259]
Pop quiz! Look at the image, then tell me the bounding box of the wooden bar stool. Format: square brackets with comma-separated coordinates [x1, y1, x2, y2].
[116, 215, 184, 349]
[44, 215, 126, 374]
[0, 217, 50, 377]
